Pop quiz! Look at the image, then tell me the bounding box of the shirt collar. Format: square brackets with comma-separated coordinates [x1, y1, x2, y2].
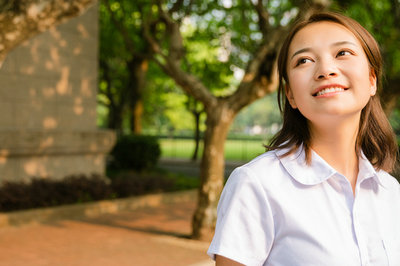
[358, 151, 389, 188]
[275, 145, 387, 188]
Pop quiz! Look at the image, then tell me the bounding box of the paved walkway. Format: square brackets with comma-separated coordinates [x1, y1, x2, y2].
[0, 197, 214, 266]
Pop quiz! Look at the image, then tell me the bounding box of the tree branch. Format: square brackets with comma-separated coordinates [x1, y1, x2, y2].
[253, 0, 270, 37]
[145, 1, 217, 108]
[228, 0, 331, 113]
[142, 15, 164, 56]
[156, 1, 185, 62]
[228, 33, 281, 113]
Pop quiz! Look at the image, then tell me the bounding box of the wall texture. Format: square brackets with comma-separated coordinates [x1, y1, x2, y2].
[0, 3, 115, 182]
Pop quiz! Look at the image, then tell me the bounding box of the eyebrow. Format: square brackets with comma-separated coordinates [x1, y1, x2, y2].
[290, 41, 358, 60]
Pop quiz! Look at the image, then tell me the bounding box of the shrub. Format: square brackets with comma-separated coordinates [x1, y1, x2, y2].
[0, 181, 33, 211]
[0, 174, 112, 212]
[110, 134, 161, 172]
[0, 171, 199, 212]
[110, 171, 175, 198]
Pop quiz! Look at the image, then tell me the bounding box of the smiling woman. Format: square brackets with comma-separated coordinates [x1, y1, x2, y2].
[207, 11, 400, 266]
[285, 21, 376, 123]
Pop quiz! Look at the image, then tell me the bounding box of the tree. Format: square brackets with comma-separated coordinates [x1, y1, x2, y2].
[99, 0, 158, 134]
[0, 0, 96, 66]
[98, 0, 132, 133]
[141, 0, 331, 240]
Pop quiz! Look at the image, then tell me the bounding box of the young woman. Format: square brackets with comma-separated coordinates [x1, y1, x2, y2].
[207, 11, 400, 266]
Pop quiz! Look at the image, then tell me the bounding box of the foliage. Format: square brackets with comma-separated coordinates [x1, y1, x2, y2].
[97, 0, 297, 142]
[98, 0, 205, 135]
[98, 0, 400, 138]
[0, 174, 112, 212]
[96, 0, 314, 137]
[109, 134, 161, 171]
[98, 1, 134, 131]
[143, 66, 204, 133]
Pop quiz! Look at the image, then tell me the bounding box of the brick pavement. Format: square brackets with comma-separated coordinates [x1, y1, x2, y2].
[0, 197, 214, 266]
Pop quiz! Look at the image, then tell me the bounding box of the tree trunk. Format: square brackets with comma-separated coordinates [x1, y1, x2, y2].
[191, 110, 201, 161]
[132, 99, 143, 134]
[128, 58, 148, 134]
[192, 102, 236, 240]
[108, 106, 123, 132]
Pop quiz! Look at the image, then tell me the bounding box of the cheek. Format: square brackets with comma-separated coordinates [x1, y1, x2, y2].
[350, 67, 373, 91]
[287, 71, 309, 97]
[287, 66, 314, 85]
[346, 58, 372, 85]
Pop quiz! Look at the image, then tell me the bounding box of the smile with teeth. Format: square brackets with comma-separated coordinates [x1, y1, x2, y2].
[315, 87, 346, 96]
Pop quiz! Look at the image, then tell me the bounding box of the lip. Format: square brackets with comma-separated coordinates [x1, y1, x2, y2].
[312, 84, 348, 97]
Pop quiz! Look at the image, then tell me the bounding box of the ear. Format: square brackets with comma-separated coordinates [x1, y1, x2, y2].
[285, 84, 297, 109]
[369, 69, 377, 96]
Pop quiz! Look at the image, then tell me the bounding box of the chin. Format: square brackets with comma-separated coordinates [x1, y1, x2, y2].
[302, 108, 362, 123]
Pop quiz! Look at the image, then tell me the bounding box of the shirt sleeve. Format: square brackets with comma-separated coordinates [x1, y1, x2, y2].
[207, 166, 275, 266]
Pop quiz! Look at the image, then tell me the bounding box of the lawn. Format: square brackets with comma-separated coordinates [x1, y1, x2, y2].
[159, 138, 267, 162]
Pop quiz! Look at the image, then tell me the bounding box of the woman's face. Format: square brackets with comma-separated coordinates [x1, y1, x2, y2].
[285, 21, 376, 126]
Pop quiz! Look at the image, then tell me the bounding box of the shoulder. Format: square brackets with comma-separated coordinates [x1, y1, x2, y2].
[210, 153, 277, 265]
[229, 150, 282, 180]
[359, 150, 400, 192]
[242, 150, 282, 174]
[224, 150, 290, 195]
[376, 170, 400, 193]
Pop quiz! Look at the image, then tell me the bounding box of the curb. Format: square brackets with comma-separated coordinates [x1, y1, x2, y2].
[0, 189, 197, 228]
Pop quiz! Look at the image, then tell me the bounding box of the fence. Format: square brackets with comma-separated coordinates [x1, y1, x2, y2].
[159, 137, 267, 162]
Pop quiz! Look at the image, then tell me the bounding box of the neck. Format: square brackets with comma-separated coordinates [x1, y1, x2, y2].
[309, 115, 360, 192]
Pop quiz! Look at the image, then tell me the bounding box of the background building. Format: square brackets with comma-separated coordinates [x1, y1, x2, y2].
[0, 4, 115, 182]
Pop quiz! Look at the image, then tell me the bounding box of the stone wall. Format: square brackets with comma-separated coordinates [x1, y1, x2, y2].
[0, 3, 115, 182]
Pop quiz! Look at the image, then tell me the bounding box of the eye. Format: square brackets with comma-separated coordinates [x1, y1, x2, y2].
[336, 50, 352, 57]
[295, 57, 312, 66]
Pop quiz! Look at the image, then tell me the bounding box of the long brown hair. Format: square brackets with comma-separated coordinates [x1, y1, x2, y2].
[267, 11, 398, 172]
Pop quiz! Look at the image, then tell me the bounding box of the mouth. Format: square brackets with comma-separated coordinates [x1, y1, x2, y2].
[312, 85, 348, 97]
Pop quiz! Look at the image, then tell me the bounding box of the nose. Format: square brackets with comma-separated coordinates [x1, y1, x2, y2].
[315, 59, 338, 80]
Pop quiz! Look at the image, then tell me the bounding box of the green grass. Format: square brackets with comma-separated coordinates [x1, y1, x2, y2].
[159, 138, 267, 162]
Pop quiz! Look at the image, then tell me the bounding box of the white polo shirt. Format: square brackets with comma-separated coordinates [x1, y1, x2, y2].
[208, 146, 400, 265]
